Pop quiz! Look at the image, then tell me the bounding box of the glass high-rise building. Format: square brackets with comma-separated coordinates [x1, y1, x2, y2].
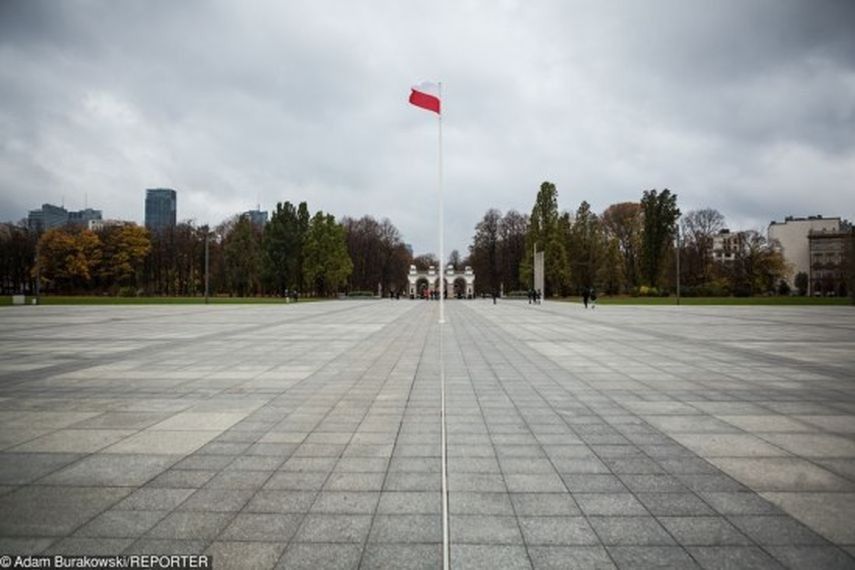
[243, 209, 268, 229]
[145, 188, 177, 232]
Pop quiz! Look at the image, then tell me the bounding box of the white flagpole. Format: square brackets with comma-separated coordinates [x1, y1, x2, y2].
[438, 81, 445, 325]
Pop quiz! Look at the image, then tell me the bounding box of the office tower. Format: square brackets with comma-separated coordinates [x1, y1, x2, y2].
[145, 188, 177, 232]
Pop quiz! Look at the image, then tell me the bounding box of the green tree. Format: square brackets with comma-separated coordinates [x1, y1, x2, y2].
[640, 189, 681, 288]
[224, 215, 262, 296]
[0, 222, 37, 294]
[794, 271, 809, 296]
[303, 212, 352, 296]
[601, 202, 643, 291]
[599, 237, 624, 295]
[522, 181, 569, 296]
[296, 202, 310, 293]
[263, 202, 300, 295]
[498, 210, 528, 292]
[567, 201, 606, 293]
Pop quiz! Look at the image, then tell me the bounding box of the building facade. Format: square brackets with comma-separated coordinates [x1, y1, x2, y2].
[27, 204, 102, 232]
[145, 188, 177, 232]
[243, 209, 269, 229]
[768, 215, 841, 293]
[808, 225, 852, 296]
[407, 265, 475, 299]
[88, 219, 135, 232]
[68, 208, 103, 226]
[711, 229, 745, 263]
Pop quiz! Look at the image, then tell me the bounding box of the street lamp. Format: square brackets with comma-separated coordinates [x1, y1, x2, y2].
[204, 224, 210, 305]
[675, 221, 682, 306]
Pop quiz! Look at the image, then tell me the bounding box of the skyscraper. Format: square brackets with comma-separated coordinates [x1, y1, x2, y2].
[243, 208, 268, 229]
[145, 188, 177, 232]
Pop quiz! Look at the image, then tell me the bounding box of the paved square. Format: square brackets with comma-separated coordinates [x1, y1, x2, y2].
[1, 301, 854, 569]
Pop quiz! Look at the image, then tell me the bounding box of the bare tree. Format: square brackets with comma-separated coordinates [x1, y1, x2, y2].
[681, 208, 725, 285]
[447, 249, 461, 269]
[470, 209, 502, 295]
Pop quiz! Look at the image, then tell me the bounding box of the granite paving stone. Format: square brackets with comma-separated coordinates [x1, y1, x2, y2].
[588, 516, 676, 546]
[450, 544, 532, 569]
[686, 546, 785, 569]
[527, 545, 615, 569]
[145, 511, 232, 540]
[292, 514, 373, 543]
[765, 546, 855, 570]
[75, 509, 168, 538]
[606, 545, 699, 569]
[219, 513, 301, 542]
[0, 301, 853, 568]
[367, 514, 442, 543]
[360, 543, 443, 570]
[204, 541, 285, 570]
[517, 516, 600, 546]
[728, 515, 831, 546]
[276, 542, 362, 570]
[657, 516, 752, 546]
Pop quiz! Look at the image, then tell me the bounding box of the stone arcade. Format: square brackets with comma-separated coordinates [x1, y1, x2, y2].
[407, 264, 475, 299]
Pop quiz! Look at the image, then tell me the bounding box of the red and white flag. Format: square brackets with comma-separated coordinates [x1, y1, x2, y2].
[409, 81, 441, 114]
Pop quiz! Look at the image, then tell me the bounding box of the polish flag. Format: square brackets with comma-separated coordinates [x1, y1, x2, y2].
[409, 82, 441, 114]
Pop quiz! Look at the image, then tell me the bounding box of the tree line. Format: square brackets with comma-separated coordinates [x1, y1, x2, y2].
[3, 184, 853, 300]
[466, 181, 810, 298]
[0, 201, 418, 297]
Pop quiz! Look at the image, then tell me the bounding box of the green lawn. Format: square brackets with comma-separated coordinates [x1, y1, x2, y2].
[1, 295, 327, 306]
[3, 295, 851, 307]
[558, 295, 852, 306]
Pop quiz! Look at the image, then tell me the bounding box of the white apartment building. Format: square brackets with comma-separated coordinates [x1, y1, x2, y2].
[768, 215, 841, 293]
[711, 229, 744, 263]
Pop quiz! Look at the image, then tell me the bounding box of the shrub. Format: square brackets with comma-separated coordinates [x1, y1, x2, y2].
[794, 272, 809, 296]
[347, 291, 375, 297]
[636, 285, 659, 297]
[117, 286, 138, 297]
[691, 280, 730, 297]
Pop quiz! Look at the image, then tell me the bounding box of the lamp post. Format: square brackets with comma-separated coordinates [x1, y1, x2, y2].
[204, 225, 209, 305]
[675, 223, 681, 306]
[34, 250, 40, 305]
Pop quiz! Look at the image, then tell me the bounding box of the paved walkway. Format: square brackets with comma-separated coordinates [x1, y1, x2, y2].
[0, 300, 854, 569]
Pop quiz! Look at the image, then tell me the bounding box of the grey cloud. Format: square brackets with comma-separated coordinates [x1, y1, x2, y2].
[1, 0, 853, 255]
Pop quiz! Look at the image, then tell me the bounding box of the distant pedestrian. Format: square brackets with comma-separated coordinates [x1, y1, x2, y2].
[492, 291, 497, 305]
[590, 288, 598, 309]
[536, 289, 542, 304]
[582, 288, 589, 309]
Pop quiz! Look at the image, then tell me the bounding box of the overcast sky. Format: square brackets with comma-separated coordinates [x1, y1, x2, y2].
[1, 0, 854, 256]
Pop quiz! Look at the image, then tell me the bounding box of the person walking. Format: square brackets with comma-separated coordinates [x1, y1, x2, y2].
[590, 288, 598, 309]
[582, 288, 589, 309]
